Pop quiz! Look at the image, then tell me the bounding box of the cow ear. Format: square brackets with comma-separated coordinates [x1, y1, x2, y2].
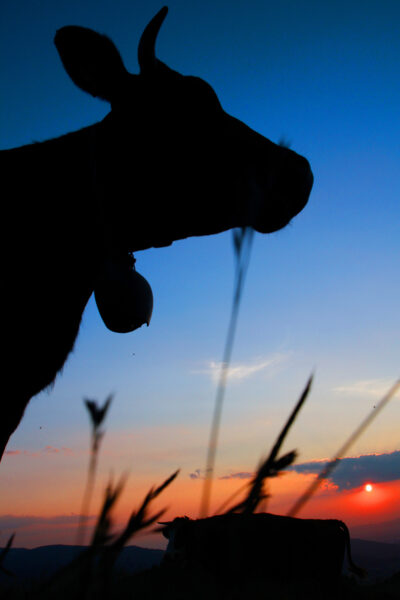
[54, 26, 129, 102]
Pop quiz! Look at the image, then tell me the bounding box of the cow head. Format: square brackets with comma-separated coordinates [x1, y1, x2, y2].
[54, 7, 313, 332]
[160, 517, 191, 563]
[54, 6, 313, 254]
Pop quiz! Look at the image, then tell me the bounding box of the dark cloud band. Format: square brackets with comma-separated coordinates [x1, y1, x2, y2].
[289, 450, 400, 491]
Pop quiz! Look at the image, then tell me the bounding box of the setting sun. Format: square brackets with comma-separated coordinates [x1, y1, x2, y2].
[365, 484, 373, 493]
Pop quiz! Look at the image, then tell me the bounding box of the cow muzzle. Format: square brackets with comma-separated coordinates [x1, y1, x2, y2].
[247, 151, 313, 234]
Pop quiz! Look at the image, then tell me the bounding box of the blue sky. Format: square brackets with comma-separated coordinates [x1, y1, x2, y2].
[1, 0, 400, 546]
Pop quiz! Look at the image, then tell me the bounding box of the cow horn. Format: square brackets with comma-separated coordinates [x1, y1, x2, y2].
[138, 6, 168, 72]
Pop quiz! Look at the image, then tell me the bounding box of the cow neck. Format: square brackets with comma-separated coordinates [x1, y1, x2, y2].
[89, 126, 133, 271]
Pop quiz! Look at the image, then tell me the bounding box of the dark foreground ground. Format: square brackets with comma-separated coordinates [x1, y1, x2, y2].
[0, 541, 400, 599]
[1, 564, 400, 600]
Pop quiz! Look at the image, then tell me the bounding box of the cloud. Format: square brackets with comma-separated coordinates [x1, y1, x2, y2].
[189, 469, 204, 480]
[189, 469, 254, 481]
[219, 471, 254, 480]
[5, 446, 74, 458]
[289, 451, 400, 491]
[43, 446, 73, 455]
[0, 514, 96, 531]
[195, 353, 289, 384]
[333, 379, 398, 398]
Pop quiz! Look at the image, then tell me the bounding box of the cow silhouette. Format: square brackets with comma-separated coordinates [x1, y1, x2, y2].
[161, 513, 365, 590]
[0, 7, 313, 460]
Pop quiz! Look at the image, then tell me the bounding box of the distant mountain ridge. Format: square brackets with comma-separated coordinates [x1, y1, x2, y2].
[351, 518, 400, 544]
[350, 539, 400, 581]
[1, 537, 400, 584]
[0, 544, 164, 583]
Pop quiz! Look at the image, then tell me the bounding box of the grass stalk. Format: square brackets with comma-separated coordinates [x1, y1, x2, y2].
[199, 227, 253, 518]
[76, 395, 113, 546]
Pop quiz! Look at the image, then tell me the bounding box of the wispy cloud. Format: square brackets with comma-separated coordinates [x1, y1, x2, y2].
[289, 451, 400, 491]
[189, 469, 204, 480]
[0, 514, 96, 530]
[43, 446, 74, 455]
[194, 353, 289, 384]
[5, 446, 74, 458]
[333, 378, 398, 398]
[219, 471, 254, 480]
[189, 469, 254, 481]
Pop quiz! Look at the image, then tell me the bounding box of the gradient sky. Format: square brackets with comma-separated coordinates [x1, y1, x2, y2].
[1, 0, 400, 549]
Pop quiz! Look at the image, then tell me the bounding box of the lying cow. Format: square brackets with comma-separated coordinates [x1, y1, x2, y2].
[161, 513, 365, 589]
[0, 7, 313, 460]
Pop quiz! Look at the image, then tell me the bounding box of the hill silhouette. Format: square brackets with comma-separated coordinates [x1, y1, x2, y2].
[351, 518, 400, 544]
[350, 539, 400, 581]
[0, 544, 163, 583]
[1, 537, 400, 584]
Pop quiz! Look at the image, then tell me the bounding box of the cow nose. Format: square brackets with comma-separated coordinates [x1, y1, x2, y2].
[286, 154, 314, 218]
[251, 151, 313, 234]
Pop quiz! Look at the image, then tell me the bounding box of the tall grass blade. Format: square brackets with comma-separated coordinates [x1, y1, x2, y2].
[200, 227, 254, 518]
[0, 533, 15, 577]
[228, 376, 312, 514]
[77, 395, 113, 546]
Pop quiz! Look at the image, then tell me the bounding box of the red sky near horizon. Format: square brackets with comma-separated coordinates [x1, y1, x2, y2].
[1, 456, 400, 549]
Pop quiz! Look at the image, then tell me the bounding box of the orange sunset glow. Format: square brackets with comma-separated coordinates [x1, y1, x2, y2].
[2, 451, 400, 549]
